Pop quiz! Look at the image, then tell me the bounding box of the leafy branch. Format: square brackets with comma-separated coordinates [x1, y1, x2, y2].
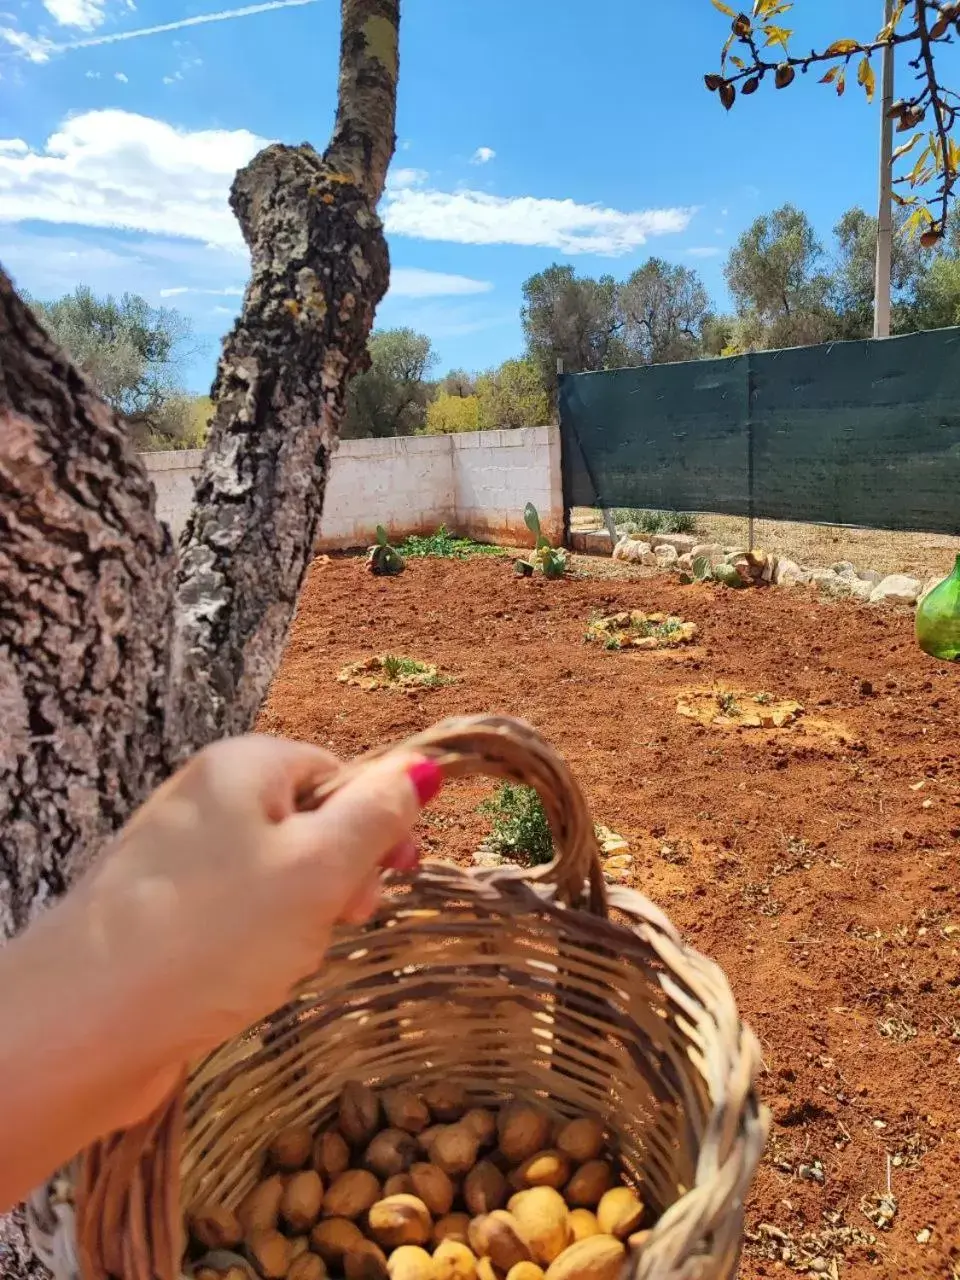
[705, 0, 960, 241]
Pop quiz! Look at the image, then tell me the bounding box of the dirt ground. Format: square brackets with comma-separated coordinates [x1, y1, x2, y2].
[260, 554, 960, 1279]
[572, 508, 960, 582]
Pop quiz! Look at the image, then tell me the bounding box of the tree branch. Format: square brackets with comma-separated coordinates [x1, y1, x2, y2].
[168, 0, 397, 751]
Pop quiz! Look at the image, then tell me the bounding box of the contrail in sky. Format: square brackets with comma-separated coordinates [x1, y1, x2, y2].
[1, 0, 319, 61]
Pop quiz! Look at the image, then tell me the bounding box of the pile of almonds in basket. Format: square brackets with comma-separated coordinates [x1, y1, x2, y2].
[188, 1081, 649, 1280]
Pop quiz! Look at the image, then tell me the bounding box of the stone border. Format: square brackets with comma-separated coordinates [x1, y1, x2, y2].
[610, 532, 939, 608]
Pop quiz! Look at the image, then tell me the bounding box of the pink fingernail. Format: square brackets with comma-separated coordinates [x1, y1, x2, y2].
[407, 758, 443, 806]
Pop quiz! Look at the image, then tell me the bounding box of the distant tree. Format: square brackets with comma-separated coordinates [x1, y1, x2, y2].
[618, 259, 712, 363]
[424, 392, 481, 434]
[521, 264, 625, 393]
[831, 205, 933, 337]
[724, 204, 837, 350]
[704, 0, 960, 243]
[477, 357, 551, 428]
[439, 368, 476, 398]
[31, 285, 200, 448]
[342, 327, 435, 438]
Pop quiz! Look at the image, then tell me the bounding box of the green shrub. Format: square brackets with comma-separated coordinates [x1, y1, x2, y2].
[397, 526, 505, 559]
[479, 783, 554, 867]
[612, 509, 697, 535]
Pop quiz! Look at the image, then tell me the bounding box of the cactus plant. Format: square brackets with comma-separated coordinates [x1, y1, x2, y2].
[514, 503, 567, 579]
[366, 525, 405, 576]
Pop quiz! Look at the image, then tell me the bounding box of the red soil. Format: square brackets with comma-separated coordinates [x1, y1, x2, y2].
[260, 555, 960, 1279]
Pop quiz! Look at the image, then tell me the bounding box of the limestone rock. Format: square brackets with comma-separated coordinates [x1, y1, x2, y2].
[653, 544, 678, 566]
[649, 533, 697, 554]
[869, 574, 922, 606]
[676, 552, 694, 572]
[690, 543, 724, 563]
[858, 568, 882, 585]
[774, 557, 806, 587]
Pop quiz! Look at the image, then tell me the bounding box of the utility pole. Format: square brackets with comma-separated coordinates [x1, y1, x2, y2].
[873, 0, 896, 338]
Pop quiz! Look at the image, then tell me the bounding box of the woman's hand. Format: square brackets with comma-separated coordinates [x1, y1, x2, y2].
[0, 735, 441, 1208]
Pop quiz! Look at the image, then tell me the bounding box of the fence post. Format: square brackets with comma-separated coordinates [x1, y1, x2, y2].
[747, 353, 756, 553]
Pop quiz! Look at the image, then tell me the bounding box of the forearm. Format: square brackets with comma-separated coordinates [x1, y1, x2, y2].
[0, 896, 175, 1211]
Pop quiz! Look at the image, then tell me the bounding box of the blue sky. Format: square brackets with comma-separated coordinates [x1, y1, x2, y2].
[0, 0, 947, 391]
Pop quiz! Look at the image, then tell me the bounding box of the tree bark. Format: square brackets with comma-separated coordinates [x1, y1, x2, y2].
[0, 0, 398, 1273]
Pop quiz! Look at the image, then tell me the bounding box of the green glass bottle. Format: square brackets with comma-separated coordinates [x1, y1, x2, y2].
[916, 554, 960, 661]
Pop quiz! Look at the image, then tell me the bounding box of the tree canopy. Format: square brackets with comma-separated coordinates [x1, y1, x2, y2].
[342, 327, 436, 438]
[31, 286, 201, 448]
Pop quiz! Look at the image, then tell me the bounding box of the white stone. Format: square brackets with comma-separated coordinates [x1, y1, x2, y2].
[774, 557, 805, 586]
[676, 552, 694, 572]
[869, 574, 922, 605]
[640, 550, 659, 567]
[858, 568, 882, 585]
[654, 544, 679, 566]
[832, 560, 857, 576]
[690, 543, 724, 562]
[649, 533, 697, 554]
[842, 578, 874, 602]
[810, 569, 841, 589]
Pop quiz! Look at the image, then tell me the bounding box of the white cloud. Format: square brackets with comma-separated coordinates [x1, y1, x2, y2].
[385, 166, 427, 191]
[0, 110, 265, 247]
[383, 186, 693, 256]
[686, 246, 721, 258]
[2, 0, 318, 62]
[114, 70, 128, 81]
[470, 147, 495, 165]
[44, 0, 106, 31]
[84, 68, 100, 77]
[0, 110, 691, 258]
[388, 268, 492, 298]
[160, 285, 245, 297]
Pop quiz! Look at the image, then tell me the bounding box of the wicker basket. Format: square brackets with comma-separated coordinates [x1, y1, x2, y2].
[29, 715, 768, 1280]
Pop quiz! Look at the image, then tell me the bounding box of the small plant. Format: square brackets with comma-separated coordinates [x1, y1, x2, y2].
[514, 503, 568, 579]
[717, 691, 741, 717]
[338, 655, 449, 691]
[613, 509, 697, 535]
[366, 525, 405, 576]
[585, 610, 696, 650]
[754, 692, 773, 705]
[398, 526, 506, 560]
[479, 783, 555, 867]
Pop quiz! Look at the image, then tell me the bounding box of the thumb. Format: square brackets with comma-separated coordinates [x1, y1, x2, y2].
[280, 754, 443, 916]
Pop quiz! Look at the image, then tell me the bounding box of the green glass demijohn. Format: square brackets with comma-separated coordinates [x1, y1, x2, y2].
[916, 554, 960, 661]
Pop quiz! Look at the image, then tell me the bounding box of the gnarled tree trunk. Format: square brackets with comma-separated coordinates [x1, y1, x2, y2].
[0, 1, 399, 1273]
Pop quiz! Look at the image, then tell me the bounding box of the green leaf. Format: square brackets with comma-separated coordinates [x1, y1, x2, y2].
[523, 502, 542, 537]
[711, 0, 737, 15]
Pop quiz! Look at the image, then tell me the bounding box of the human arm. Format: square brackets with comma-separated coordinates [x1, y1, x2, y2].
[0, 735, 439, 1211]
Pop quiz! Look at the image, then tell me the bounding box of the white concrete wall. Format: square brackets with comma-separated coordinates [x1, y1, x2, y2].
[140, 426, 563, 548]
[140, 448, 205, 540]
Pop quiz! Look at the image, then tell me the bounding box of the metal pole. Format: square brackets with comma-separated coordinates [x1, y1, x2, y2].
[873, 0, 896, 339]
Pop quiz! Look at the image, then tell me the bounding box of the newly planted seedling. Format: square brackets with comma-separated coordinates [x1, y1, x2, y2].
[514, 503, 568, 579]
[337, 655, 451, 692]
[585, 610, 697, 651]
[366, 525, 405, 576]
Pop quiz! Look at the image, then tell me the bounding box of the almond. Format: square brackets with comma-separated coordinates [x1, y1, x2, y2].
[323, 1170, 381, 1220]
[367, 1195, 432, 1249]
[433, 1240, 478, 1280]
[544, 1236, 625, 1280]
[595, 1188, 644, 1240]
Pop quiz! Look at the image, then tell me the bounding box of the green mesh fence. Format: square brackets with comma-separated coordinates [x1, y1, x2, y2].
[558, 328, 960, 534]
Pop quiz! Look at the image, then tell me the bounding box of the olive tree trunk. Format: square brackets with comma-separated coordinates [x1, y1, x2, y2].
[0, 1, 399, 1273]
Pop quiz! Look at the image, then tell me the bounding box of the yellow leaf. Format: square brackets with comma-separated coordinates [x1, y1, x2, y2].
[731, 54, 746, 68]
[836, 69, 846, 97]
[820, 66, 839, 83]
[763, 23, 793, 50]
[857, 55, 875, 103]
[825, 38, 861, 55]
[711, 0, 737, 14]
[721, 31, 735, 64]
[892, 133, 922, 161]
[904, 208, 925, 238]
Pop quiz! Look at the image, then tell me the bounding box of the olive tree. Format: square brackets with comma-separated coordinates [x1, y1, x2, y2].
[0, 1, 399, 1273]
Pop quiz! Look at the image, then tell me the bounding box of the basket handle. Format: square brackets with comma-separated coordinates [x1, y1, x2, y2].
[299, 714, 610, 918]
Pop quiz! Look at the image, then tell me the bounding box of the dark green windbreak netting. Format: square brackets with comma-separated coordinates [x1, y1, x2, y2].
[558, 328, 960, 534]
